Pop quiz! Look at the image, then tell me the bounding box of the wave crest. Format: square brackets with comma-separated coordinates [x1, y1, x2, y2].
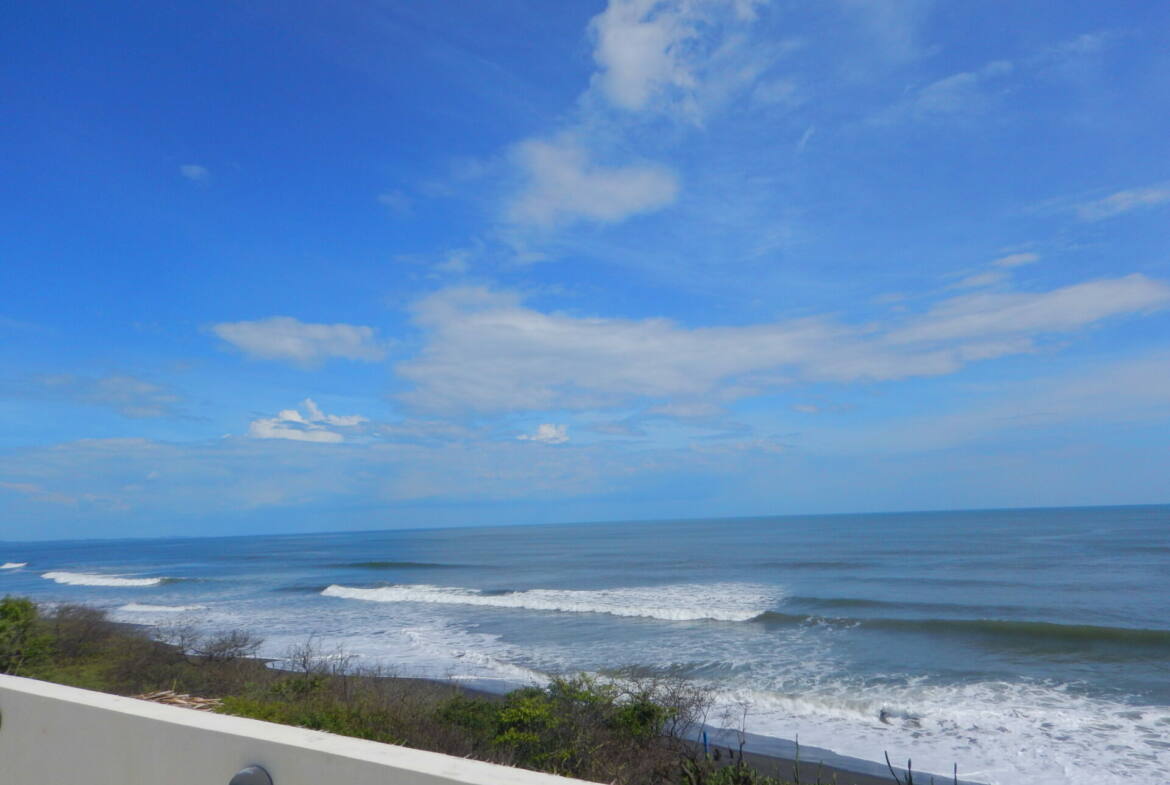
[322, 582, 780, 622]
[1, 562, 27, 570]
[42, 571, 164, 587]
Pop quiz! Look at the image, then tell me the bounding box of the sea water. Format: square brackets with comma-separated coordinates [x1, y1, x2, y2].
[3, 506, 1168, 784]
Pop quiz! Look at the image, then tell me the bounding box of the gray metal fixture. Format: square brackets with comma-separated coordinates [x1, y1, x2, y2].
[229, 765, 273, 785]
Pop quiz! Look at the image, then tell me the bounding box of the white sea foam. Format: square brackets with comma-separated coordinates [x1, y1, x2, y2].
[304, 589, 1167, 785]
[119, 603, 205, 613]
[42, 571, 164, 587]
[321, 582, 780, 622]
[400, 623, 550, 686]
[709, 679, 1170, 785]
[1, 562, 27, 569]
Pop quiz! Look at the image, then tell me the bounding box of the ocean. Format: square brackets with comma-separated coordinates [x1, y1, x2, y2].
[3, 506, 1168, 784]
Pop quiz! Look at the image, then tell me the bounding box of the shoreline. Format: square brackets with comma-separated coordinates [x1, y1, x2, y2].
[361, 672, 972, 785]
[100, 619, 972, 783]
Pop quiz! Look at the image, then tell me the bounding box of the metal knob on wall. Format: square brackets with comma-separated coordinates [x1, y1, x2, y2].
[229, 765, 273, 785]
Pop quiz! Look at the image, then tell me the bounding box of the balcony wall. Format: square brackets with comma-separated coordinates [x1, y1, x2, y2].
[0, 675, 593, 785]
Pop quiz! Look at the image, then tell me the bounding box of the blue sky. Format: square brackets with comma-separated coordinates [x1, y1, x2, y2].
[2, 0, 1169, 540]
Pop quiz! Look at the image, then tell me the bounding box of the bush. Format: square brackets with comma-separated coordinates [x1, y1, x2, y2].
[220, 694, 406, 744]
[193, 629, 262, 663]
[47, 604, 116, 659]
[0, 596, 50, 674]
[427, 674, 701, 784]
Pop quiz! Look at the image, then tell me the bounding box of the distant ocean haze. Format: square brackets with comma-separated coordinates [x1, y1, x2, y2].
[3, 506, 1168, 785]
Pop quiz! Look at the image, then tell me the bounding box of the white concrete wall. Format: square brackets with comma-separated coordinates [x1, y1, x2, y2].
[0, 675, 595, 785]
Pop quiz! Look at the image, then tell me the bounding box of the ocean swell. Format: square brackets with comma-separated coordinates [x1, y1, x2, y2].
[753, 611, 1170, 648]
[322, 582, 781, 622]
[333, 561, 461, 570]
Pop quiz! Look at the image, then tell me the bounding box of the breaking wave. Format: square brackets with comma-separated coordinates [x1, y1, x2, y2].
[1, 562, 27, 570]
[42, 571, 166, 587]
[712, 679, 1170, 785]
[322, 582, 781, 622]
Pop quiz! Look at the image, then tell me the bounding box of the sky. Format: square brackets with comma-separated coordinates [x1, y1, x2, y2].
[2, 0, 1169, 540]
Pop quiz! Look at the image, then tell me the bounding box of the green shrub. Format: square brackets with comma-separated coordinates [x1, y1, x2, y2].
[436, 692, 501, 748]
[0, 596, 50, 674]
[220, 694, 406, 744]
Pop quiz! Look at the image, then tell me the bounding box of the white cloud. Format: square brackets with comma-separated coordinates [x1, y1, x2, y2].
[179, 164, 210, 183]
[587, 0, 771, 117]
[992, 252, 1039, 268]
[498, 0, 775, 234]
[302, 398, 367, 427]
[507, 136, 679, 227]
[517, 423, 570, 445]
[588, 0, 698, 111]
[1077, 185, 1170, 221]
[212, 317, 386, 367]
[248, 399, 368, 443]
[397, 276, 1170, 413]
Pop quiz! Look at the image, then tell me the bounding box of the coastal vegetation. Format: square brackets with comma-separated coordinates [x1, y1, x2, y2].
[1, 596, 928, 785]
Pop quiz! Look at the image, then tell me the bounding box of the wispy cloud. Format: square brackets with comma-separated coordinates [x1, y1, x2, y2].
[886, 274, 1170, 344]
[815, 349, 1170, 454]
[211, 317, 386, 367]
[0, 433, 682, 531]
[377, 190, 412, 217]
[433, 249, 472, 275]
[179, 164, 210, 183]
[875, 59, 1014, 124]
[952, 270, 1009, 290]
[1076, 184, 1170, 221]
[991, 252, 1039, 268]
[397, 275, 1170, 414]
[838, 0, 934, 66]
[0, 481, 80, 507]
[2, 374, 181, 418]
